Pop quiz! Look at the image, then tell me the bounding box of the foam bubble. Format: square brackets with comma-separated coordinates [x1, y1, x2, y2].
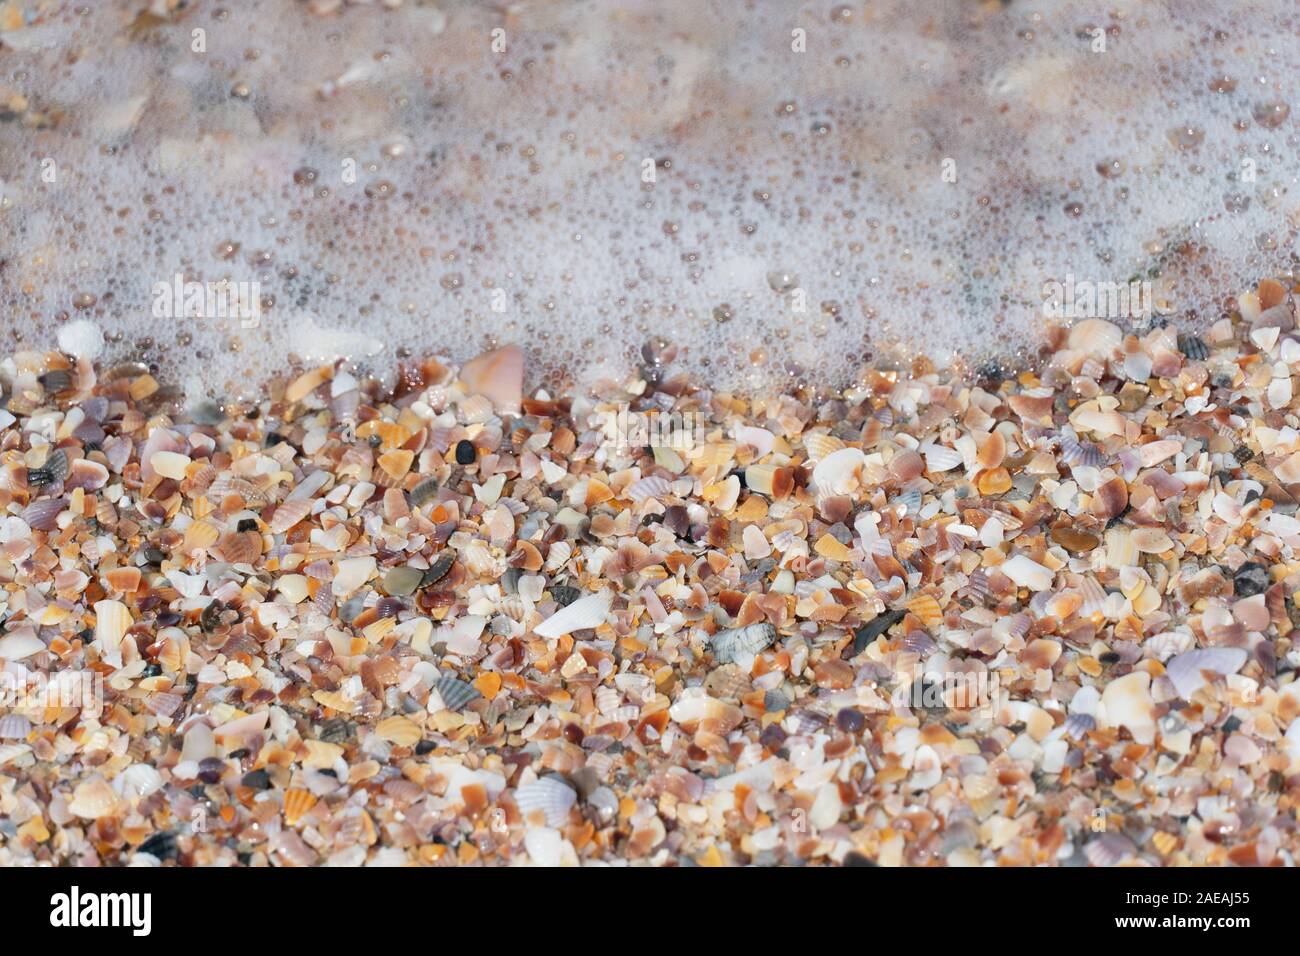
[1, 0, 1297, 398]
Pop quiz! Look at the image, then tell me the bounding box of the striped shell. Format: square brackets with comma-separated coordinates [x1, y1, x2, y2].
[0, 714, 31, 739]
[703, 666, 752, 701]
[1058, 435, 1104, 468]
[1063, 713, 1096, 739]
[94, 599, 132, 647]
[375, 715, 422, 747]
[22, 497, 66, 531]
[434, 676, 481, 712]
[514, 775, 577, 828]
[183, 521, 219, 553]
[458, 394, 495, 424]
[115, 763, 164, 800]
[920, 443, 963, 473]
[964, 569, 991, 604]
[803, 432, 846, 463]
[1076, 576, 1108, 617]
[625, 474, 672, 504]
[711, 623, 776, 663]
[1166, 647, 1248, 699]
[1083, 834, 1136, 867]
[270, 499, 312, 534]
[68, 776, 121, 820]
[283, 787, 317, 826]
[906, 594, 944, 631]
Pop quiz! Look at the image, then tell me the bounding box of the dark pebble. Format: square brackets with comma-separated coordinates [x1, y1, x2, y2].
[138, 831, 178, 861]
[835, 708, 866, 734]
[759, 722, 787, 751]
[1234, 562, 1270, 597]
[455, 439, 477, 464]
[242, 769, 271, 790]
[852, 608, 905, 656]
[551, 584, 581, 606]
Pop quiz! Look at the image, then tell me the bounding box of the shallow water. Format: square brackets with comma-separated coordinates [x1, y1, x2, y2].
[0, 0, 1297, 398]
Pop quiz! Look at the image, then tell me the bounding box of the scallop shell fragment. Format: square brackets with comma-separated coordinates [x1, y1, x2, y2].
[434, 676, 482, 712]
[514, 776, 578, 828]
[68, 776, 122, 820]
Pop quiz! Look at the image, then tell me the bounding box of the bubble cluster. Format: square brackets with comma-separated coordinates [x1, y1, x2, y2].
[0, 0, 1297, 399]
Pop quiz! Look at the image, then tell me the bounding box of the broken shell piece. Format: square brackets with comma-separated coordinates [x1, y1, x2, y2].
[1099, 671, 1155, 744]
[434, 676, 481, 712]
[711, 623, 776, 663]
[1166, 647, 1248, 699]
[68, 776, 122, 820]
[1067, 318, 1122, 359]
[459, 344, 523, 414]
[812, 447, 866, 496]
[534, 589, 613, 638]
[1000, 555, 1054, 591]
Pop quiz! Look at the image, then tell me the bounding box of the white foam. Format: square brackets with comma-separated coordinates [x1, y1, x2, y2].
[0, 0, 1297, 398]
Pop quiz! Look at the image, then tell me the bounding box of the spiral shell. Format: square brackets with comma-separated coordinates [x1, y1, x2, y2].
[710, 623, 776, 663]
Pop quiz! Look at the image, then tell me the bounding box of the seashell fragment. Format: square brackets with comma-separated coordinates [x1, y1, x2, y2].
[1099, 671, 1155, 744]
[514, 775, 578, 828]
[69, 776, 122, 820]
[534, 589, 613, 638]
[1000, 555, 1054, 591]
[1166, 647, 1248, 699]
[711, 623, 776, 663]
[812, 447, 866, 496]
[1068, 318, 1122, 359]
[434, 676, 482, 711]
[270, 499, 312, 533]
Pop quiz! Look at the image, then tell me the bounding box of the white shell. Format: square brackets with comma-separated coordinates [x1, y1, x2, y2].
[1000, 555, 1054, 591]
[711, 623, 776, 663]
[0, 628, 45, 661]
[514, 776, 577, 828]
[812, 447, 866, 496]
[625, 475, 672, 504]
[920, 443, 962, 472]
[1098, 671, 1155, 744]
[114, 763, 165, 801]
[534, 589, 613, 638]
[1067, 318, 1122, 359]
[1166, 647, 1248, 699]
[94, 599, 133, 647]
